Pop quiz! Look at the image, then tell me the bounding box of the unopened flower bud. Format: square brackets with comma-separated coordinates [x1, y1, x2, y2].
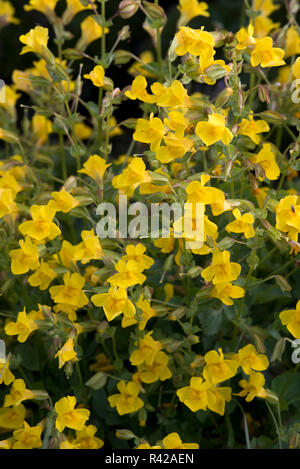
[114, 49, 132, 65]
[119, 0, 140, 19]
[116, 429, 136, 440]
[143, 1, 166, 24]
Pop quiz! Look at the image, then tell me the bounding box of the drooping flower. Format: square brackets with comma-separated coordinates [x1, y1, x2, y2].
[55, 396, 90, 432]
[108, 381, 144, 415]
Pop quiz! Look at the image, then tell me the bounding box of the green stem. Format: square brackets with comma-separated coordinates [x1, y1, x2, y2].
[59, 131, 67, 180]
[265, 401, 282, 449]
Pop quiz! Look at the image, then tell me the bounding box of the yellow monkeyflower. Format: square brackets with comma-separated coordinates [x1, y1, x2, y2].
[74, 122, 92, 140]
[24, 0, 58, 17]
[5, 307, 38, 343]
[195, 113, 233, 146]
[73, 229, 103, 264]
[55, 338, 78, 369]
[55, 396, 90, 432]
[225, 208, 255, 238]
[178, 0, 209, 26]
[137, 350, 171, 383]
[254, 15, 279, 38]
[279, 300, 300, 338]
[151, 80, 192, 109]
[0, 359, 15, 386]
[210, 282, 245, 305]
[0, 85, 20, 118]
[175, 26, 215, 59]
[130, 331, 163, 367]
[0, 404, 26, 430]
[19, 205, 61, 242]
[108, 260, 146, 289]
[32, 114, 53, 144]
[254, 0, 279, 16]
[9, 237, 40, 275]
[176, 376, 231, 415]
[238, 114, 270, 144]
[63, 0, 95, 24]
[19, 26, 49, 56]
[48, 189, 79, 213]
[250, 37, 285, 68]
[201, 248, 241, 285]
[0, 1, 19, 25]
[12, 422, 43, 449]
[135, 294, 156, 331]
[128, 51, 155, 77]
[28, 260, 57, 290]
[285, 26, 300, 58]
[236, 24, 256, 50]
[275, 195, 300, 241]
[237, 371, 267, 402]
[125, 75, 156, 104]
[91, 287, 136, 322]
[203, 348, 239, 384]
[50, 272, 89, 308]
[185, 174, 226, 215]
[112, 157, 152, 197]
[235, 344, 269, 375]
[72, 425, 104, 449]
[122, 244, 154, 271]
[133, 114, 165, 151]
[164, 111, 189, 138]
[162, 432, 199, 449]
[0, 188, 18, 218]
[3, 379, 34, 407]
[251, 143, 280, 180]
[156, 133, 194, 164]
[78, 154, 111, 181]
[84, 65, 105, 87]
[108, 381, 144, 415]
[78, 15, 109, 49]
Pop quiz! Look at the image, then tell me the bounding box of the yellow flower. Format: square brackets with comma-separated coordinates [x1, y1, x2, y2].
[176, 376, 231, 415]
[19, 205, 61, 242]
[84, 65, 105, 87]
[63, 0, 94, 24]
[78, 15, 109, 49]
[55, 338, 78, 369]
[285, 26, 300, 58]
[0, 404, 26, 430]
[156, 133, 194, 164]
[0, 188, 18, 218]
[135, 294, 156, 331]
[24, 0, 58, 16]
[74, 122, 92, 140]
[3, 379, 34, 407]
[91, 287, 136, 322]
[201, 248, 241, 285]
[50, 272, 89, 308]
[89, 353, 113, 373]
[137, 350, 171, 383]
[108, 260, 146, 288]
[195, 113, 233, 146]
[0, 439, 12, 449]
[237, 371, 267, 402]
[254, 15, 279, 38]
[151, 80, 191, 109]
[122, 244, 154, 271]
[9, 237, 40, 275]
[238, 114, 270, 144]
[250, 37, 285, 68]
[133, 114, 165, 151]
[72, 425, 104, 449]
[48, 189, 79, 213]
[0, 85, 20, 117]
[128, 51, 155, 77]
[275, 195, 300, 241]
[130, 331, 163, 366]
[210, 282, 245, 305]
[5, 307, 38, 343]
[203, 348, 238, 384]
[175, 26, 215, 59]
[55, 396, 90, 432]
[78, 154, 111, 181]
[28, 260, 57, 290]
[178, 0, 209, 26]
[186, 174, 226, 215]
[162, 432, 199, 449]
[254, 0, 279, 16]
[279, 300, 300, 338]
[164, 111, 189, 138]
[19, 26, 49, 56]
[125, 75, 156, 103]
[73, 229, 103, 264]
[251, 143, 280, 180]
[112, 157, 151, 197]
[0, 359, 15, 385]
[236, 24, 256, 50]
[32, 114, 52, 144]
[0, 1, 19, 25]
[108, 380, 144, 415]
[235, 344, 269, 375]
[12, 422, 43, 449]
[225, 208, 255, 238]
